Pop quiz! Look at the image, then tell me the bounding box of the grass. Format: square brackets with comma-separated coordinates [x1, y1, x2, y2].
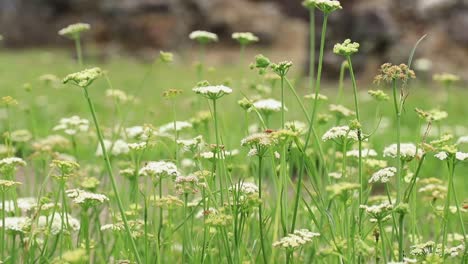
[0, 22, 467, 264]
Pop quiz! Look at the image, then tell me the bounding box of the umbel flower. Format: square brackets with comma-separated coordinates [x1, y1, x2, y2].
[302, 0, 342, 14]
[192, 85, 232, 100]
[249, 98, 285, 114]
[189, 30, 218, 44]
[329, 104, 355, 118]
[368, 89, 390, 101]
[369, 167, 396, 184]
[322, 126, 358, 142]
[241, 132, 276, 157]
[232, 32, 259, 45]
[383, 143, 424, 161]
[374, 63, 416, 84]
[433, 73, 460, 87]
[58, 23, 90, 40]
[414, 108, 448, 122]
[66, 188, 109, 206]
[273, 229, 320, 249]
[139, 161, 180, 178]
[53, 115, 89, 135]
[0, 157, 26, 173]
[333, 39, 360, 57]
[63, 67, 102, 88]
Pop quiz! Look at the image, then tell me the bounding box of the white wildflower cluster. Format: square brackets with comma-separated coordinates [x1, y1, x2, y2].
[285, 121, 307, 134]
[174, 175, 201, 194]
[328, 172, 342, 179]
[434, 151, 468, 161]
[369, 167, 396, 184]
[333, 39, 359, 56]
[0, 157, 26, 170]
[38, 213, 80, 235]
[456, 136, 468, 144]
[304, 93, 328, 101]
[346, 148, 377, 158]
[360, 202, 393, 221]
[127, 142, 147, 151]
[329, 104, 355, 118]
[232, 32, 259, 45]
[53, 115, 89, 135]
[63, 67, 102, 88]
[192, 85, 232, 100]
[303, 0, 342, 14]
[383, 143, 424, 161]
[1, 217, 31, 233]
[177, 135, 203, 152]
[66, 189, 109, 205]
[0, 197, 37, 213]
[58, 23, 90, 39]
[159, 121, 192, 134]
[139, 161, 180, 178]
[106, 89, 137, 104]
[272, 229, 320, 249]
[229, 182, 259, 195]
[96, 139, 129, 156]
[189, 30, 218, 44]
[125, 125, 155, 140]
[10, 129, 32, 143]
[322, 126, 358, 142]
[249, 98, 285, 114]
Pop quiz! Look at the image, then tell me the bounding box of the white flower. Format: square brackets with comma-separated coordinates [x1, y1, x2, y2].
[125, 126, 155, 140]
[435, 151, 448, 160]
[456, 136, 468, 144]
[322, 126, 358, 142]
[0, 157, 26, 170]
[328, 172, 342, 179]
[346, 148, 377, 158]
[249, 98, 285, 113]
[128, 142, 147, 151]
[0, 197, 37, 213]
[58, 23, 90, 39]
[369, 167, 396, 184]
[247, 148, 258, 157]
[159, 121, 192, 133]
[272, 229, 320, 249]
[1, 217, 30, 233]
[360, 202, 393, 218]
[139, 161, 180, 178]
[189, 30, 218, 43]
[38, 213, 80, 235]
[53, 115, 89, 135]
[232, 32, 259, 45]
[192, 85, 232, 100]
[229, 182, 259, 195]
[96, 139, 129, 156]
[383, 143, 423, 160]
[329, 104, 355, 117]
[455, 152, 468, 161]
[66, 189, 109, 205]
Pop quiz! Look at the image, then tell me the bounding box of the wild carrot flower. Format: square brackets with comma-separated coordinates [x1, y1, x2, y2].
[433, 73, 460, 87]
[53, 115, 89, 135]
[38, 213, 80, 235]
[58, 23, 90, 40]
[302, 0, 342, 14]
[95, 139, 129, 156]
[329, 104, 355, 118]
[272, 229, 320, 249]
[369, 167, 396, 183]
[0, 157, 26, 172]
[383, 143, 423, 161]
[333, 39, 359, 56]
[189, 30, 218, 44]
[66, 189, 109, 206]
[139, 161, 180, 178]
[346, 148, 377, 158]
[232, 32, 259, 45]
[326, 182, 360, 199]
[192, 85, 232, 100]
[10, 129, 32, 143]
[368, 89, 390, 101]
[322, 126, 358, 142]
[62, 67, 102, 87]
[1, 217, 30, 234]
[159, 121, 192, 133]
[249, 98, 285, 114]
[175, 175, 201, 194]
[304, 93, 328, 101]
[374, 63, 415, 84]
[241, 132, 276, 157]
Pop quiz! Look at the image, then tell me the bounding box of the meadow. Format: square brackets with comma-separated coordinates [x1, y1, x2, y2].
[0, 1, 467, 263]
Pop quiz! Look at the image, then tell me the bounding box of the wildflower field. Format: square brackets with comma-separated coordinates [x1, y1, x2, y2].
[0, 1, 467, 264]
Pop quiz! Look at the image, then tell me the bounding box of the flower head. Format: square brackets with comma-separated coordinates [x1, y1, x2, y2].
[63, 67, 102, 88]
[189, 30, 218, 44]
[58, 23, 90, 39]
[383, 143, 424, 161]
[273, 229, 320, 249]
[249, 98, 285, 114]
[192, 85, 232, 100]
[433, 73, 460, 87]
[66, 188, 109, 206]
[374, 63, 415, 84]
[322, 126, 358, 142]
[139, 161, 180, 179]
[368, 89, 390, 101]
[333, 39, 360, 57]
[232, 32, 259, 45]
[53, 115, 89, 135]
[302, 0, 342, 14]
[369, 167, 396, 184]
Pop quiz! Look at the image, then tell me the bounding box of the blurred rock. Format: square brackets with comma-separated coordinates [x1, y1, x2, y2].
[447, 9, 468, 45]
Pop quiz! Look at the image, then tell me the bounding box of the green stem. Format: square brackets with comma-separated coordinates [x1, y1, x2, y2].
[441, 159, 455, 257]
[308, 9, 315, 92]
[310, 14, 328, 124]
[82, 87, 142, 263]
[378, 220, 388, 263]
[74, 37, 83, 67]
[212, 99, 224, 205]
[258, 156, 268, 264]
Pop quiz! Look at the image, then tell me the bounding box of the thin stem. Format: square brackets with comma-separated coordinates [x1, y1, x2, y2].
[74, 37, 83, 67]
[212, 99, 224, 205]
[308, 8, 315, 92]
[378, 220, 388, 263]
[258, 156, 268, 264]
[441, 159, 455, 257]
[310, 14, 329, 124]
[281, 75, 285, 129]
[82, 87, 142, 263]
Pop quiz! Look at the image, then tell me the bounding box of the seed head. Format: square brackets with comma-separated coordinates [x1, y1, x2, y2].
[374, 63, 415, 84]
